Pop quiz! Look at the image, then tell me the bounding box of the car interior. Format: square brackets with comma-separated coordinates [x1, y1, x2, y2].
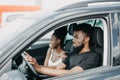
[11, 19, 104, 80]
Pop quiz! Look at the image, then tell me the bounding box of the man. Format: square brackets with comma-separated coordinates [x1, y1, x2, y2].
[26, 23, 100, 76]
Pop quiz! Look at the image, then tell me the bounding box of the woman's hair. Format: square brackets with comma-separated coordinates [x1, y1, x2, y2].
[53, 27, 67, 49]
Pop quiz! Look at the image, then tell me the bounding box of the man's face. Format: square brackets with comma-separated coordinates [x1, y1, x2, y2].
[73, 31, 85, 47]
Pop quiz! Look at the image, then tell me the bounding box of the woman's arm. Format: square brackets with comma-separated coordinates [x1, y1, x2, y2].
[44, 48, 52, 67]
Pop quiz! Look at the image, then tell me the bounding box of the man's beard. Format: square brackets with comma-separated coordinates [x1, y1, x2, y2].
[72, 44, 84, 54]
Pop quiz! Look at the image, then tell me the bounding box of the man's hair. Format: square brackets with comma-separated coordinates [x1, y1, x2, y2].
[73, 23, 93, 38]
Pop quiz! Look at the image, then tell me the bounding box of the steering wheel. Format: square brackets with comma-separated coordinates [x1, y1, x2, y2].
[21, 52, 39, 77]
[21, 52, 51, 79]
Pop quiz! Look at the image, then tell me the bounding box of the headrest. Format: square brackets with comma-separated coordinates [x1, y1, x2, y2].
[68, 23, 77, 35]
[68, 24, 103, 47]
[91, 27, 103, 47]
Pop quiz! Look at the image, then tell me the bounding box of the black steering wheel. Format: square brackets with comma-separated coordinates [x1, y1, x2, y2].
[21, 52, 39, 77]
[21, 52, 51, 79]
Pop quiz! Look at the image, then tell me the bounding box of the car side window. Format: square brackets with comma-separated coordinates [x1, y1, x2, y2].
[112, 12, 120, 66]
[40, 31, 54, 41]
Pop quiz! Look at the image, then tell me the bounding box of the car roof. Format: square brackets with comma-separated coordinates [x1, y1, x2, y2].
[6, 0, 117, 20]
[18, 0, 120, 19]
[56, 0, 120, 11]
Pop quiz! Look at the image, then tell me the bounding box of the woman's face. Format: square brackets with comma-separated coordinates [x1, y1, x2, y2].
[49, 35, 60, 49]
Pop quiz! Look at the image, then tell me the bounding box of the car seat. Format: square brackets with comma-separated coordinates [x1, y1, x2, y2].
[90, 27, 103, 65]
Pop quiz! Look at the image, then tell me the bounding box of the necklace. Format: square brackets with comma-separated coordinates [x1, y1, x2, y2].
[51, 49, 64, 63]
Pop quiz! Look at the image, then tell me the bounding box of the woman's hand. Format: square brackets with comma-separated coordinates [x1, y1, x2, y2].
[25, 53, 38, 67]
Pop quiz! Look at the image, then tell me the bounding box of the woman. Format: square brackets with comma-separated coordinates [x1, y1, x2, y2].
[44, 27, 67, 69]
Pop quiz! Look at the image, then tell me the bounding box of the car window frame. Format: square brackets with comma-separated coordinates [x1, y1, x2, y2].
[24, 14, 109, 80]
